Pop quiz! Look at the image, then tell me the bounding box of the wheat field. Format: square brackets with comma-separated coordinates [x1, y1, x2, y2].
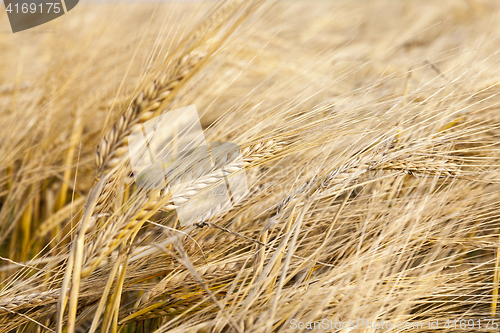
[1, 0, 500, 332]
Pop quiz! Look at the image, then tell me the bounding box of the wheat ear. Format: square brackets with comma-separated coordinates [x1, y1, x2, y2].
[275, 151, 463, 221]
[82, 140, 281, 278]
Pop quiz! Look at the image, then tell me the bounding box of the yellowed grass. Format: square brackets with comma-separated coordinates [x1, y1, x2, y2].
[1, 0, 500, 332]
